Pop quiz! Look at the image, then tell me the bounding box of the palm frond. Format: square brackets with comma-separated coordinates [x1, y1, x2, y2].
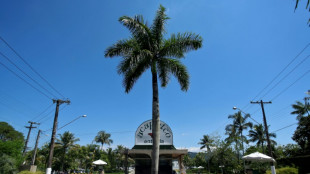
[117, 49, 151, 75]
[160, 32, 202, 58]
[104, 38, 137, 58]
[123, 52, 152, 92]
[157, 58, 189, 91]
[151, 5, 169, 47]
[119, 15, 152, 48]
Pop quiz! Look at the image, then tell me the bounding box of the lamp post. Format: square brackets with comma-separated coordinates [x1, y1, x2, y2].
[232, 107, 258, 174]
[58, 115, 87, 130]
[233, 107, 260, 124]
[46, 114, 86, 174]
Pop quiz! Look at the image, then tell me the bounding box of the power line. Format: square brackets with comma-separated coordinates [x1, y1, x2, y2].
[40, 104, 68, 126]
[0, 60, 52, 99]
[35, 109, 55, 123]
[30, 103, 54, 122]
[0, 51, 57, 98]
[0, 35, 65, 98]
[271, 122, 298, 133]
[271, 70, 310, 101]
[252, 43, 310, 101]
[260, 55, 310, 100]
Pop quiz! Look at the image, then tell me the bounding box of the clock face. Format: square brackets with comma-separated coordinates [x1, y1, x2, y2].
[135, 120, 173, 145]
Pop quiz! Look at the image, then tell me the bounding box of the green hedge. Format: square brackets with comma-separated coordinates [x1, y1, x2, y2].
[266, 167, 298, 174]
[18, 171, 44, 174]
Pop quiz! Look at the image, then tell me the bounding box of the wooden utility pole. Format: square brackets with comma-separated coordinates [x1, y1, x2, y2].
[31, 130, 41, 165]
[46, 99, 70, 174]
[23, 121, 40, 156]
[30, 130, 41, 172]
[251, 100, 273, 157]
[124, 148, 128, 174]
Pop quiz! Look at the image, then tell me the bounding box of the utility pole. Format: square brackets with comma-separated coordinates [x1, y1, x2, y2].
[250, 100, 272, 157]
[23, 121, 40, 156]
[30, 130, 41, 172]
[46, 99, 70, 174]
[251, 100, 277, 174]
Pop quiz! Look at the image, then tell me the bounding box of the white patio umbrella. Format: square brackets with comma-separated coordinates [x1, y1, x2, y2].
[242, 152, 275, 162]
[197, 166, 204, 169]
[92, 159, 107, 165]
[242, 152, 276, 174]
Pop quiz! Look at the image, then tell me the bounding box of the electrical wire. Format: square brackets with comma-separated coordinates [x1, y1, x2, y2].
[271, 70, 310, 101]
[0, 51, 58, 98]
[271, 122, 298, 133]
[0, 60, 52, 99]
[260, 55, 310, 100]
[30, 103, 54, 122]
[41, 104, 68, 131]
[0, 35, 65, 98]
[252, 43, 310, 101]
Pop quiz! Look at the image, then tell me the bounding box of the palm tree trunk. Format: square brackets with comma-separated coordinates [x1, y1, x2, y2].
[261, 142, 265, 154]
[151, 69, 160, 174]
[241, 131, 244, 156]
[61, 148, 66, 171]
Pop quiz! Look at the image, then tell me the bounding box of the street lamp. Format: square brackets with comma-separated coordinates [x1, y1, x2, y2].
[232, 107, 258, 174]
[46, 114, 86, 174]
[58, 115, 87, 130]
[233, 107, 260, 124]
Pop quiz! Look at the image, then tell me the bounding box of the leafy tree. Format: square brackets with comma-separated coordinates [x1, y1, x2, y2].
[0, 122, 24, 169]
[113, 145, 128, 170]
[0, 154, 17, 174]
[94, 131, 113, 151]
[292, 115, 310, 153]
[55, 131, 79, 171]
[104, 5, 202, 174]
[291, 100, 310, 121]
[194, 152, 207, 167]
[0, 122, 24, 141]
[248, 124, 277, 153]
[183, 154, 194, 169]
[211, 141, 241, 173]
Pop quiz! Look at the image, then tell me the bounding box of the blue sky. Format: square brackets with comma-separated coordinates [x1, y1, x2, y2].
[0, 0, 309, 152]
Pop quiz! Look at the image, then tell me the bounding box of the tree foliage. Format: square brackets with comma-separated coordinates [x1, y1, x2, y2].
[0, 122, 24, 141]
[292, 115, 310, 153]
[94, 130, 113, 150]
[248, 124, 277, 153]
[291, 100, 310, 121]
[0, 122, 24, 170]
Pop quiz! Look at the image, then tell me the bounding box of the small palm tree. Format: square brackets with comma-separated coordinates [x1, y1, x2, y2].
[248, 124, 277, 154]
[104, 5, 202, 174]
[55, 131, 79, 171]
[94, 131, 113, 151]
[198, 135, 214, 173]
[291, 100, 310, 121]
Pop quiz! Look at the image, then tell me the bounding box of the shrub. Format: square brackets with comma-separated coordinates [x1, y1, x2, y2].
[18, 171, 44, 174]
[266, 166, 298, 174]
[0, 154, 17, 174]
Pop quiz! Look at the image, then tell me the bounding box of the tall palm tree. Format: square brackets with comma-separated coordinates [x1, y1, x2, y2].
[291, 100, 310, 121]
[248, 124, 277, 154]
[94, 131, 113, 150]
[226, 112, 253, 157]
[55, 131, 79, 171]
[104, 5, 203, 174]
[198, 135, 214, 173]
